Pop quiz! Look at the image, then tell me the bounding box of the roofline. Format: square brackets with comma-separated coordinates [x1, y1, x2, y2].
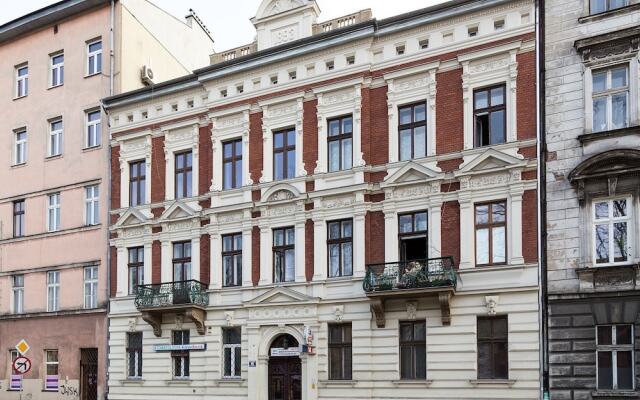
[103, 0, 522, 109]
[0, 0, 110, 45]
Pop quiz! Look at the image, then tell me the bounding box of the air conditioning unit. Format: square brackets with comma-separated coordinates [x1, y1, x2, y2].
[141, 65, 155, 85]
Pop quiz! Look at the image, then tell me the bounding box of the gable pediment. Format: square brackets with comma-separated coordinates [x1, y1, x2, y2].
[113, 208, 149, 229]
[245, 286, 318, 306]
[382, 162, 443, 188]
[456, 149, 525, 177]
[159, 202, 196, 222]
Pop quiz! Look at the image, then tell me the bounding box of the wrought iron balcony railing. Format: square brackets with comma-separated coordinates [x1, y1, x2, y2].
[363, 257, 457, 293]
[134, 280, 209, 310]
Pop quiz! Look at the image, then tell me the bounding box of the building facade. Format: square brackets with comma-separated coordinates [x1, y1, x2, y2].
[0, 1, 213, 399]
[103, 0, 541, 399]
[543, 0, 640, 397]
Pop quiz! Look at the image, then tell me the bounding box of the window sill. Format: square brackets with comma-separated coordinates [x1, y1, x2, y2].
[13, 95, 27, 101]
[578, 125, 640, 144]
[120, 378, 144, 385]
[579, 3, 640, 23]
[45, 154, 63, 161]
[576, 263, 639, 273]
[11, 162, 27, 169]
[165, 379, 192, 385]
[213, 378, 245, 386]
[83, 145, 102, 153]
[469, 379, 516, 386]
[592, 390, 640, 398]
[391, 379, 433, 387]
[84, 72, 102, 79]
[47, 84, 64, 90]
[318, 379, 358, 387]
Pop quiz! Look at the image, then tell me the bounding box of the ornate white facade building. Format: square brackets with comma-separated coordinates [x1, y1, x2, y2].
[104, 0, 540, 399]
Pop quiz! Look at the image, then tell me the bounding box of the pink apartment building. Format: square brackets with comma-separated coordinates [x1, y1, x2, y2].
[0, 1, 213, 399]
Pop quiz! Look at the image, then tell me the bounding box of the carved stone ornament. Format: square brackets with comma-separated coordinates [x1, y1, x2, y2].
[575, 27, 640, 63]
[406, 301, 418, 320]
[268, 189, 295, 202]
[224, 311, 235, 326]
[485, 295, 500, 316]
[334, 305, 344, 322]
[175, 314, 184, 330]
[128, 317, 138, 332]
[265, 0, 305, 17]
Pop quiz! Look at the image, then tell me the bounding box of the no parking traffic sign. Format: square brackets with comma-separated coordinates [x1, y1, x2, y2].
[12, 356, 31, 375]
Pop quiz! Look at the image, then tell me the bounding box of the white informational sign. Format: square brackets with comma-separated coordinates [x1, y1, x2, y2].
[153, 344, 207, 352]
[270, 347, 301, 357]
[12, 356, 31, 375]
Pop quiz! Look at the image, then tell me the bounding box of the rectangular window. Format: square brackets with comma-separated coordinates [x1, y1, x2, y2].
[86, 110, 101, 148]
[13, 200, 25, 237]
[398, 211, 428, 262]
[87, 40, 102, 75]
[172, 330, 190, 379]
[129, 160, 146, 206]
[223, 139, 243, 190]
[273, 128, 296, 180]
[173, 242, 192, 281]
[47, 271, 60, 312]
[223, 327, 242, 378]
[48, 119, 63, 157]
[45, 350, 59, 390]
[477, 316, 509, 379]
[47, 193, 61, 232]
[591, 0, 628, 14]
[16, 65, 28, 97]
[85, 185, 99, 226]
[222, 233, 242, 287]
[398, 103, 427, 161]
[475, 201, 507, 266]
[592, 65, 629, 133]
[399, 321, 426, 380]
[273, 227, 295, 283]
[328, 115, 353, 172]
[127, 332, 143, 379]
[128, 247, 144, 295]
[329, 323, 352, 380]
[327, 219, 353, 278]
[175, 151, 193, 199]
[12, 275, 24, 314]
[15, 129, 27, 165]
[593, 198, 631, 265]
[50, 52, 64, 87]
[597, 324, 634, 390]
[474, 84, 506, 147]
[84, 266, 98, 309]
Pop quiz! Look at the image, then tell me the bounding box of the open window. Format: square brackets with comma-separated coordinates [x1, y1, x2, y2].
[398, 211, 428, 263]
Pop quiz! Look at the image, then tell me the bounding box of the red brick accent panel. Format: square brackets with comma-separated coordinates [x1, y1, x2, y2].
[517, 51, 536, 141]
[365, 211, 385, 265]
[111, 146, 121, 209]
[199, 124, 212, 196]
[200, 234, 210, 284]
[303, 99, 318, 173]
[252, 226, 260, 286]
[110, 246, 117, 297]
[362, 86, 389, 166]
[152, 240, 161, 284]
[151, 137, 166, 203]
[436, 69, 464, 154]
[305, 219, 314, 282]
[518, 145, 537, 159]
[522, 189, 538, 263]
[365, 171, 387, 183]
[441, 201, 461, 266]
[437, 158, 464, 172]
[522, 170, 537, 180]
[249, 112, 264, 184]
[441, 182, 460, 193]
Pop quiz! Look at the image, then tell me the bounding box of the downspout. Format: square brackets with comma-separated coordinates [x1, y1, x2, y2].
[536, 0, 549, 397]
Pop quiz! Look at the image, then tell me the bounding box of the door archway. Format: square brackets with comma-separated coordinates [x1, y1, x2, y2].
[268, 334, 301, 400]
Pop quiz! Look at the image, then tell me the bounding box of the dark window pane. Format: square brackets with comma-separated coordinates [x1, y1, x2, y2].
[617, 351, 633, 390]
[234, 347, 241, 377]
[477, 342, 492, 378]
[597, 351, 613, 389]
[415, 344, 426, 379]
[400, 323, 413, 341]
[476, 113, 489, 147]
[493, 342, 508, 379]
[400, 346, 413, 379]
[597, 326, 612, 345]
[224, 348, 232, 376]
[616, 325, 632, 345]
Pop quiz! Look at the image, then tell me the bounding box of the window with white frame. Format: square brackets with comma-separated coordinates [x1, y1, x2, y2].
[172, 330, 190, 379]
[222, 233, 242, 287]
[50, 52, 64, 87]
[85, 185, 99, 226]
[127, 332, 143, 379]
[475, 201, 507, 266]
[48, 119, 63, 157]
[273, 127, 296, 180]
[47, 271, 60, 312]
[273, 227, 295, 283]
[398, 103, 427, 161]
[86, 110, 101, 148]
[328, 115, 353, 171]
[16, 64, 28, 97]
[128, 247, 144, 295]
[84, 266, 98, 309]
[15, 129, 27, 165]
[47, 193, 61, 232]
[597, 324, 634, 390]
[591, 0, 628, 14]
[12, 275, 24, 314]
[327, 219, 353, 278]
[223, 327, 241, 378]
[44, 349, 59, 390]
[592, 65, 629, 133]
[87, 40, 102, 76]
[593, 198, 632, 265]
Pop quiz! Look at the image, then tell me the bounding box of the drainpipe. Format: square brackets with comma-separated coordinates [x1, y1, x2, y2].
[536, 0, 549, 397]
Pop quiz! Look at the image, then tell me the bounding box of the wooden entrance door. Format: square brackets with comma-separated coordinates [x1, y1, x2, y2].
[80, 348, 98, 400]
[268, 357, 301, 400]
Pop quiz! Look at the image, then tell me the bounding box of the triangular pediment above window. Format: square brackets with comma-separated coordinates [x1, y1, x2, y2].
[456, 148, 525, 177]
[245, 287, 319, 306]
[382, 162, 444, 188]
[158, 202, 196, 222]
[113, 208, 149, 229]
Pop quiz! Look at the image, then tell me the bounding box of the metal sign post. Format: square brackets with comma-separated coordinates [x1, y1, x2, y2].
[14, 339, 30, 400]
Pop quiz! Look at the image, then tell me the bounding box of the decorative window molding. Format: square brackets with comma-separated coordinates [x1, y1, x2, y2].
[313, 79, 365, 174]
[258, 93, 305, 183]
[208, 210, 253, 289]
[459, 42, 521, 150]
[384, 63, 439, 163]
[162, 120, 200, 201]
[210, 107, 252, 192]
[118, 134, 152, 209]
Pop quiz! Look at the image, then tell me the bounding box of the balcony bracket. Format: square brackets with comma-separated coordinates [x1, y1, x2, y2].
[142, 311, 163, 337]
[185, 308, 207, 335]
[370, 299, 385, 328]
[438, 292, 452, 326]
